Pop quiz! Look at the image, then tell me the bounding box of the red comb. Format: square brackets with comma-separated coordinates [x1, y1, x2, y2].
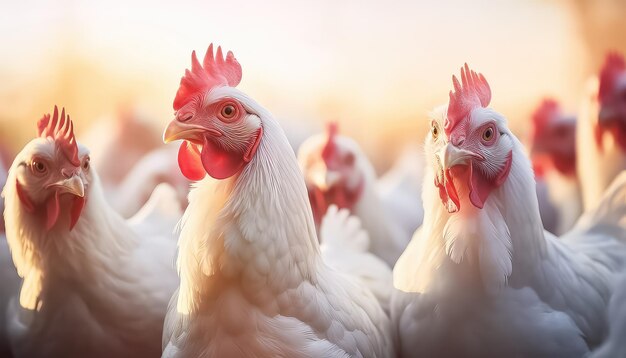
[322, 122, 339, 163]
[445, 63, 491, 135]
[531, 98, 560, 135]
[599, 52, 626, 103]
[173, 44, 242, 111]
[37, 106, 80, 166]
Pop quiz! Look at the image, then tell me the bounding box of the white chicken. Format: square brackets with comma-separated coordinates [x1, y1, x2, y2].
[578, 52, 626, 211]
[298, 124, 409, 266]
[528, 98, 582, 235]
[2, 107, 179, 358]
[161, 44, 394, 357]
[392, 64, 626, 357]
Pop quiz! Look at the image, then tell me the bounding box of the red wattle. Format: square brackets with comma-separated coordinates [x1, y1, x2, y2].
[468, 151, 513, 209]
[70, 196, 85, 230]
[45, 191, 60, 231]
[444, 169, 460, 211]
[178, 141, 206, 181]
[200, 135, 246, 180]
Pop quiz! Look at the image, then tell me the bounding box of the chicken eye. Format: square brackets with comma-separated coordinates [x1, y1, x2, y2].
[431, 123, 439, 140]
[223, 105, 235, 117]
[32, 160, 47, 175]
[482, 127, 494, 141]
[218, 102, 239, 123]
[82, 157, 90, 170]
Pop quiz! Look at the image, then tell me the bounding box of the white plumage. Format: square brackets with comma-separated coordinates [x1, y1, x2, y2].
[393, 102, 626, 357]
[590, 272, 626, 358]
[3, 137, 179, 358]
[162, 86, 394, 357]
[319, 204, 393, 314]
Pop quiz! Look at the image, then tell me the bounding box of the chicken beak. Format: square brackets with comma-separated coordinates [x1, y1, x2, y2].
[437, 143, 479, 171]
[50, 175, 85, 197]
[163, 120, 188, 143]
[163, 120, 221, 144]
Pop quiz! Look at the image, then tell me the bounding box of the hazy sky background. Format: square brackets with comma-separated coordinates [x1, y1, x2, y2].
[0, 0, 617, 169]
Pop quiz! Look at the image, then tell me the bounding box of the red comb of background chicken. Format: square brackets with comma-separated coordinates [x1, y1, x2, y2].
[37, 106, 80, 166]
[173, 44, 243, 111]
[531, 98, 560, 137]
[322, 122, 339, 164]
[599, 52, 626, 103]
[446, 63, 492, 136]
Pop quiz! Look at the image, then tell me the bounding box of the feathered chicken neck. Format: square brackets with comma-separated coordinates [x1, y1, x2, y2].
[409, 135, 547, 294]
[176, 97, 320, 314]
[3, 171, 138, 310]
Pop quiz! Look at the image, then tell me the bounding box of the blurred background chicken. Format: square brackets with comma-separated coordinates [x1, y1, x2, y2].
[298, 124, 410, 266]
[578, 52, 626, 211]
[80, 108, 189, 218]
[528, 98, 581, 235]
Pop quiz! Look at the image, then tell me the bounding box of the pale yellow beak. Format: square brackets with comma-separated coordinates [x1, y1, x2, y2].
[436, 143, 480, 171]
[49, 175, 84, 197]
[163, 120, 220, 144]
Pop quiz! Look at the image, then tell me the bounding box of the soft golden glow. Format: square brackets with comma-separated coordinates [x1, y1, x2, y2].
[0, 0, 622, 171]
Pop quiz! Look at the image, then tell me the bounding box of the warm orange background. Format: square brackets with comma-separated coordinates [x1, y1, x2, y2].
[1, 0, 624, 171]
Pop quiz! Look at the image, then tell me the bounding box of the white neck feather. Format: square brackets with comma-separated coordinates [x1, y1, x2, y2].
[176, 107, 320, 314]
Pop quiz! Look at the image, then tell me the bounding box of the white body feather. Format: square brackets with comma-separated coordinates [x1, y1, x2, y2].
[319, 204, 393, 314]
[162, 89, 394, 358]
[590, 272, 626, 358]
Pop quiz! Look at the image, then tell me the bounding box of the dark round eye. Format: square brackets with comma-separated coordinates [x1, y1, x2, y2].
[483, 127, 494, 141]
[32, 161, 47, 174]
[220, 104, 237, 120]
[431, 124, 439, 139]
[82, 157, 90, 170]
